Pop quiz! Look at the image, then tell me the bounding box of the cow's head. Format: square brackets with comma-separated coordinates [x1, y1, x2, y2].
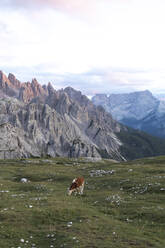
[68, 181, 77, 195]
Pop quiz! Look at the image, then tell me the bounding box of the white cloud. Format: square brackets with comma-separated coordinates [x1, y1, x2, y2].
[0, 0, 165, 95]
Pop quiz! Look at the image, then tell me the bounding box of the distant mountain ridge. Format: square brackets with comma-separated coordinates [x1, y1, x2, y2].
[1, 71, 165, 160]
[92, 90, 165, 138]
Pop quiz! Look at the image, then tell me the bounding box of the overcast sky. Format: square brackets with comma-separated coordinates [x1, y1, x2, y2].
[1, 0, 165, 96]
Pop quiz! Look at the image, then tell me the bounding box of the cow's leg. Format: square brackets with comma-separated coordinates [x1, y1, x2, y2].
[79, 183, 84, 195]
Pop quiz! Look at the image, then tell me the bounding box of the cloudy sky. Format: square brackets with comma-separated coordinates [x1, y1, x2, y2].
[1, 0, 165, 96]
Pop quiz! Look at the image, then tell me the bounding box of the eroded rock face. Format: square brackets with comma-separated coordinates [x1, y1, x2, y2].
[0, 72, 124, 160]
[1, 71, 164, 160]
[0, 71, 48, 103]
[0, 71, 19, 97]
[19, 79, 48, 103]
[8, 73, 21, 89]
[2, 97, 122, 159]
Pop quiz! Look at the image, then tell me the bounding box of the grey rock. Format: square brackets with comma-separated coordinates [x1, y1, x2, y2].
[92, 90, 165, 138]
[0, 92, 123, 160]
[1, 71, 165, 160]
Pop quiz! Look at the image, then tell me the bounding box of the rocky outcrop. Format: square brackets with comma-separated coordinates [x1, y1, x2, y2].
[0, 71, 124, 160]
[0, 92, 122, 159]
[8, 73, 21, 89]
[19, 79, 48, 103]
[0, 71, 48, 103]
[0, 71, 19, 97]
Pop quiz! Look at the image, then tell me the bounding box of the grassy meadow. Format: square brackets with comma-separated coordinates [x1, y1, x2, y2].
[0, 156, 165, 248]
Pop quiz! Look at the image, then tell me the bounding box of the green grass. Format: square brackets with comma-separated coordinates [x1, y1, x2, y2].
[0, 156, 164, 247]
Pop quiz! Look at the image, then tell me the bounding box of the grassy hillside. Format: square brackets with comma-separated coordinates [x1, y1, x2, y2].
[0, 156, 165, 248]
[117, 127, 165, 160]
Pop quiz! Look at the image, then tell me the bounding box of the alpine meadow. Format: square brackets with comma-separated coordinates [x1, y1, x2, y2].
[0, 157, 165, 248]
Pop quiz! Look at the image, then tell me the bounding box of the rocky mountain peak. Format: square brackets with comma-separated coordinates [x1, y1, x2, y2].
[47, 82, 55, 95]
[0, 71, 19, 97]
[8, 73, 21, 89]
[31, 78, 39, 86]
[92, 90, 165, 138]
[64, 86, 81, 98]
[64, 86, 90, 107]
[0, 71, 55, 102]
[19, 79, 48, 103]
[92, 90, 159, 121]
[0, 71, 10, 86]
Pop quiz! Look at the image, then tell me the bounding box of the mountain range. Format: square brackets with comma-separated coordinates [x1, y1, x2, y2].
[92, 90, 165, 138]
[1, 70, 165, 161]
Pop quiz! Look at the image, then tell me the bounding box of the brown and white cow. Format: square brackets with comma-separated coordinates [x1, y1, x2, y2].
[68, 177, 85, 196]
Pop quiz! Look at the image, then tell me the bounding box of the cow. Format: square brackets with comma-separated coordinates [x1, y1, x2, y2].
[68, 177, 85, 196]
